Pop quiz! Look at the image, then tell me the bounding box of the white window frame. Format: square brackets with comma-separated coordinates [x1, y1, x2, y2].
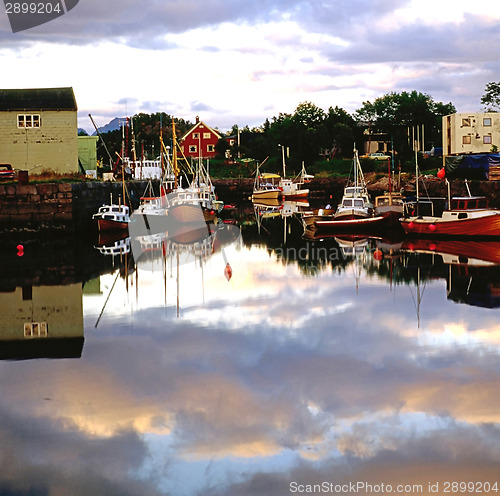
[203, 132, 211, 139]
[18, 114, 41, 128]
[483, 118, 492, 126]
[483, 135, 492, 144]
[189, 145, 197, 153]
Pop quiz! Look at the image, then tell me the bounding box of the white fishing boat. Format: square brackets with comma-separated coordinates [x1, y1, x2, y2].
[333, 149, 373, 221]
[280, 161, 313, 199]
[92, 203, 130, 232]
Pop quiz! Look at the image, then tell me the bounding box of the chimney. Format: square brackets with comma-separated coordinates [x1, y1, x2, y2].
[196, 116, 200, 123]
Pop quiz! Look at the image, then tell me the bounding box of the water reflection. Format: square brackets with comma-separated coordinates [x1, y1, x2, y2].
[0, 207, 499, 496]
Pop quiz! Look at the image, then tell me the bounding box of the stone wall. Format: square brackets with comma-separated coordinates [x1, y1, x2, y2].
[0, 180, 151, 232]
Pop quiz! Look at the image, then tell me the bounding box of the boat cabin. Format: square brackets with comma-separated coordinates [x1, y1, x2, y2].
[344, 186, 367, 197]
[259, 173, 281, 189]
[450, 196, 489, 210]
[340, 186, 372, 209]
[374, 193, 404, 208]
[96, 205, 130, 222]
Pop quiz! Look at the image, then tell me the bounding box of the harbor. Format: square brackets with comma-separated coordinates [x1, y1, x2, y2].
[1, 194, 500, 493]
[1, 89, 500, 495]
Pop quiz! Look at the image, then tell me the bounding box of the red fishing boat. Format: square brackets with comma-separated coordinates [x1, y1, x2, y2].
[400, 196, 500, 237]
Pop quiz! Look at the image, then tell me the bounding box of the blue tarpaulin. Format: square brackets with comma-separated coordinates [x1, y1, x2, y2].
[444, 154, 500, 179]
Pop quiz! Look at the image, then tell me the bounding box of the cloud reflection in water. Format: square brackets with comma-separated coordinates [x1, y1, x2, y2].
[1, 244, 500, 495]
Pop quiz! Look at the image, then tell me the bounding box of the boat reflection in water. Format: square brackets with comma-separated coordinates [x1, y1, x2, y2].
[2, 203, 500, 496]
[401, 238, 500, 309]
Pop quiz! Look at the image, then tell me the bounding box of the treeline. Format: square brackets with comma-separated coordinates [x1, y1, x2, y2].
[86, 90, 456, 174]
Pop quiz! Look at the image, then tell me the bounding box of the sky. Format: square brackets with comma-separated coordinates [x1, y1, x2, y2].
[1, 0, 500, 133]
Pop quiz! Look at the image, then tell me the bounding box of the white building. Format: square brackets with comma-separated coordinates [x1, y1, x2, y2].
[443, 112, 500, 156]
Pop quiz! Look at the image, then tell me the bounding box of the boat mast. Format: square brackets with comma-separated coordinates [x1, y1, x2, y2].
[353, 145, 358, 188]
[172, 118, 179, 189]
[415, 140, 419, 215]
[281, 144, 286, 178]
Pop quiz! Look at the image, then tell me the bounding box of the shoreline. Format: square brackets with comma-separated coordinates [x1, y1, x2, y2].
[1, 176, 499, 233]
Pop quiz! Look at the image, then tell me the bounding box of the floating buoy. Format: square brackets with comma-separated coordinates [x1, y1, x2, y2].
[373, 249, 383, 261]
[16, 244, 24, 257]
[437, 168, 446, 179]
[429, 243, 437, 251]
[224, 263, 233, 281]
[429, 223, 437, 232]
[408, 221, 414, 229]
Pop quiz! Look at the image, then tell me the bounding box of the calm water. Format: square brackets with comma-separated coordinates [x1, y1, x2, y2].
[1, 202, 500, 496]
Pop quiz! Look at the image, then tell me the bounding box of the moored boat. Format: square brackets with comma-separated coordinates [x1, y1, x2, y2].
[92, 203, 131, 232]
[252, 172, 282, 200]
[333, 149, 373, 221]
[374, 191, 405, 226]
[252, 158, 282, 200]
[301, 207, 336, 230]
[400, 195, 500, 237]
[280, 164, 313, 199]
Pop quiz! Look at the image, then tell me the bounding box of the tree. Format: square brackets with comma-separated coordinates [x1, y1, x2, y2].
[355, 91, 455, 161]
[481, 82, 500, 111]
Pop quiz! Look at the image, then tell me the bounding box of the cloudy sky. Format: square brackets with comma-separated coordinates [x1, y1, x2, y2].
[1, 0, 499, 133]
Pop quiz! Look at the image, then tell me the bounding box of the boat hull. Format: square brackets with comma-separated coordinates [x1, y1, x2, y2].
[314, 215, 388, 233]
[252, 189, 281, 200]
[282, 189, 309, 200]
[302, 209, 335, 229]
[374, 206, 404, 227]
[401, 210, 500, 237]
[96, 218, 129, 232]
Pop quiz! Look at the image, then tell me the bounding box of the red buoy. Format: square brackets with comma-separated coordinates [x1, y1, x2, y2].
[437, 168, 446, 179]
[429, 224, 437, 232]
[373, 249, 383, 261]
[224, 263, 233, 281]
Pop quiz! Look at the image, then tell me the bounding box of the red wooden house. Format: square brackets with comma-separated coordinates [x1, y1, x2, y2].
[179, 117, 222, 159]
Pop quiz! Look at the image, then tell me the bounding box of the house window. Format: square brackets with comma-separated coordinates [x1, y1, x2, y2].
[207, 145, 215, 153]
[462, 118, 471, 127]
[193, 133, 199, 139]
[484, 118, 492, 126]
[484, 136, 492, 144]
[203, 133, 211, 139]
[189, 145, 197, 153]
[18, 114, 41, 128]
[462, 136, 471, 144]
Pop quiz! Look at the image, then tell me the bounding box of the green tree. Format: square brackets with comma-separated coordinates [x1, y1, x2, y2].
[355, 91, 455, 162]
[481, 82, 500, 111]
